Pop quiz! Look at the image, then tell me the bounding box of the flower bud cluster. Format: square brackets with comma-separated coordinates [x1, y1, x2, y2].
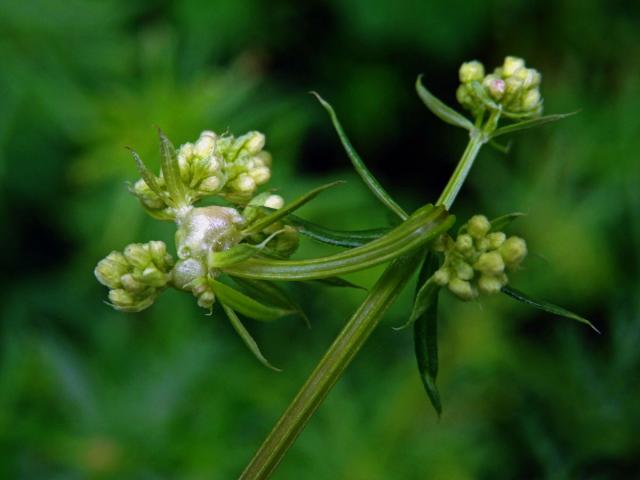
[94, 241, 174, 312]
[456, 56, 542, 118]
[242, 192, 300, 258]
[432, 215, 527, 301]
[131, 130, 273, 216]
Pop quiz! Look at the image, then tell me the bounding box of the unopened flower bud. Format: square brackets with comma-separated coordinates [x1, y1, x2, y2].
[200, 175, 222, 193]
[456, 234, 474, 253]
[448, 278, 477, 301]
[503, 56, 525, 77]
[264, 194, 284, 209]
[124, 243, 150, 270]
[474, 251, 505, 275]
[487, 232, 506, 249]
[459, 61, 485, 83]
[468, 215, 491, 239]
[454, 260, 474, 281]
[197, 290, 215, 309]
[500, 236, 527, 269]
[478, 274, 505, 295]
[194, 131, 217, 157]
[95, 252, 129, 289]
[172, 258, 205, 290]
[141, 267, 167, 287]
[245, 132, 266, 154]
[231, 174, 256, 193]
[521, 88, 541, 111]
[484, 75, 506, 100]
[250, 166, 271, 185]
[432, 268, 450, 286]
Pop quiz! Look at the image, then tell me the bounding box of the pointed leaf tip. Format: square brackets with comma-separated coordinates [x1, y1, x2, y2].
[501, 286, 601, 334]
[416, 74, 475, 131]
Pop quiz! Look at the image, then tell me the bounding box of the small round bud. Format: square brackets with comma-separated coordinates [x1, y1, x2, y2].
[231, 174, 256, 193]
[486, 232, 506, 249]
[502, 56, 525, 77]
[521, 89, 541, 111]
[123, 243, 150, 270]
[467, 215, 491, 239]
[250, 166, 271, 185]
[455, 234, 474, 253]
[477, 274, 505, 295]
[141, 267, 167, 288]
[264, 194, 284, 209]
[172, 258, 205, 290]
[514, 67, 540, 90]
[245, 132, 266, 154]
[456, 84, 474, 109]
[200, 176, 222, 193]
[94, 252, 129, 289]
[484, 75, 506, 100]
[500, 236, 527, 269]
[194, 132, 216, 157]
[448, 278, 477, 301]
[474, 251, 505, 275]
[432, 268, 450, 286]
[197, 291, 215, 309]
[454, 260, 474, 281]
[459, 61, 485, 83]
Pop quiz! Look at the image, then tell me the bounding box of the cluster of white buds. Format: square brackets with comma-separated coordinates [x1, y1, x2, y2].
[216, 131, 273, 203]
[130, 130, 273, 218]
[456, 56, 542, 118]
[94, 241, 174, 312]
[432, 215, 527, 300]
[242, 192, 300, 258]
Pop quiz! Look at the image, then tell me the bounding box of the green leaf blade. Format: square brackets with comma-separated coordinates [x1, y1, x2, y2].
[416, 75, 475, 131]
[501, 285, 600, 333]
[242, 181, 344, 236]
[491, 112, 578, 139]
[211, 280, 293, 322]
[157, 128, 187, 205]
[286, 214, 388, 248]
[221, 303, 281, 372]
[312, 92, 408, 220]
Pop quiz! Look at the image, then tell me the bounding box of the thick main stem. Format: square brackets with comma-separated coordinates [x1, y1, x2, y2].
[239, 253, 421, 479]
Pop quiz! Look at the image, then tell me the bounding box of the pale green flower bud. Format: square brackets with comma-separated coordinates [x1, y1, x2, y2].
[433, 268, 450, 286]
[454, 260, 474, 281]
[199, 175, 223, 193]
[474, 251, 505, 275]
[172, 258, 205, 290]
[245, 131, 266, 154]
[94, 251, 129, 289]
[108, 288, 155, 313]
[487, 232, 506, 249]
[140, 267, 168, 288]
[483, 74, 506, 100]
[448, 278, 477, 301]
[459, 61, 485, 83]
[269, 225, 300, 258]
[456, 233, 474, 253]
[478, 273, 506, 295]
[197, 290, 215, 309]
[231, 174, 256, 193]
[500, 236, 527, 269]
[467, 215, 491, 239]
[194, 131, 217, 157]
[250, 166, 271, 185]
[521, 88, 541, 111]
[502, 56, 525, 77]
[264, 194, 284, 209]
[124, 243, 151, 270]
[514, 67, 541, 90]
[132, 179, 164, 210]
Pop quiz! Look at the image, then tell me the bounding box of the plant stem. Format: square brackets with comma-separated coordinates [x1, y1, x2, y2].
[239, 252, 422, 480]
[436, 109, 499, 209]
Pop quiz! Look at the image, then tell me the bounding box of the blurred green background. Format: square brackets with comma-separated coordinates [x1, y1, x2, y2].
[1, 0, 639, 478]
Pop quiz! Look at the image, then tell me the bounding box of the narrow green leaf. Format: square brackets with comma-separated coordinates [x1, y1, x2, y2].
[491, 112, 578, 139]
[416, 75, 475, 131]
[221, 303, 281, 371]
[286, 214, 388, 248]
[225, 205, 455, 281]
[488, 139, 512, 154]
[210, 280, 293, 322]
[395, 277, 439, 330]
[209, 230, 285, 269]
[501, 286, 600, 333]
[242, 181, 344, 236]
[413, 252, 442, 416]
[157, 128, 187, 205]
[307, 277, 367, 290]
[232, 278, 310, 328]
[490, 212, 527, 232]
[311, 92, 408, 221]
[127, 148, 172, 204]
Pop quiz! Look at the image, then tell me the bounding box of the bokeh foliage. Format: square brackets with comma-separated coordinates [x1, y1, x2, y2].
[1, 0, 639, 478]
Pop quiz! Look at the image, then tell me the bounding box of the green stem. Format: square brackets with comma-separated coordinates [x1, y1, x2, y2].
[436, 109, 499, 209]
[239, 252, 422, 480]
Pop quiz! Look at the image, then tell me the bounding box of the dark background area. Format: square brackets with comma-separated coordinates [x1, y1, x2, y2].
[1, 0, 639, 478]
